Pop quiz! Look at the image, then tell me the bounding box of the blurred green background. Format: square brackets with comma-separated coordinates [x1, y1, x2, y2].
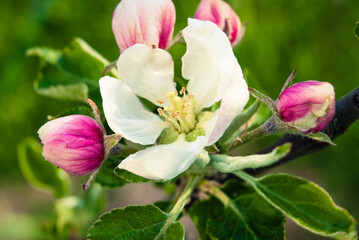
[0, 0, 358, 239]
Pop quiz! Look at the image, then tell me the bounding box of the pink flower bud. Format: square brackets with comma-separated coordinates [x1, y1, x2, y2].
[276, 81, 336, 133]
[194, 0, 242, 46]
[38, 115, 105, 176]
[112, 0, 176, 52]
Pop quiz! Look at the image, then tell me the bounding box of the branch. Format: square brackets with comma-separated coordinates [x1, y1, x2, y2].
[245, 86, 359, 175]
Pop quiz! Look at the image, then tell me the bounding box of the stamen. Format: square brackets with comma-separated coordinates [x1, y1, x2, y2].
[180, 87, 186, 95]
[157, 108, 164, 116]
[156, 100, 163, 105]
[159, 88, 198, 133]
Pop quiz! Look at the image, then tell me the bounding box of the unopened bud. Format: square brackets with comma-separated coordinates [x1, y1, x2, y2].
[112, 0, 176, 52]
[38, 115, 105, 176]
[194, 0, 242, 46]
[276, 81, 335, 133]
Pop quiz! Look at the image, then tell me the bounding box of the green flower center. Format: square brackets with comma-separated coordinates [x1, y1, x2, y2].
[157, 87, 197, 134]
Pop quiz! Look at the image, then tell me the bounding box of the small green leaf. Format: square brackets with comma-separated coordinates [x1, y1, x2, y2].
[248, 88, 277, 114]
[354, 22, 359, 39]
[87, 205, 184, 240]
[211, 143, 291, 173]
[114, 167, 150, 183]
[17, 137, 70, 198]
[27, 38, 118, 102]
[218, 100, 261, 152]
[95, 158, 128, 188]
[306, 132, 337, 146]
[236, 172, 357, 240]
[47, 106, 92, 120]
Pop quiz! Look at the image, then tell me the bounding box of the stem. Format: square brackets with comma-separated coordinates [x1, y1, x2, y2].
[154, 175, 202, 240]
[234, 171, 257, 185]
[234, 117, 278, 147]
[165, 31, 183, 51]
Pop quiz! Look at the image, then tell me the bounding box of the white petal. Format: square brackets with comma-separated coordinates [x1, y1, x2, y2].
[207, 65, 249, 146]
[117, 44, 176, 106]
[100, 76, 167, 145]
[182, 19, 237, 112]
[118, 135, 208, 180]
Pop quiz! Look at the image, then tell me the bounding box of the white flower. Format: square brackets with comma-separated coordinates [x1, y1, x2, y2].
[100, 19, 249, 180]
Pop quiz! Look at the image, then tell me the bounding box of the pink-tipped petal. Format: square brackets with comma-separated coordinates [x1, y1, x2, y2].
[112, 0, 176, 52]
[276, 81, 335, 133]
[38, 115, 104, 176]
[194, 0, 242, 45]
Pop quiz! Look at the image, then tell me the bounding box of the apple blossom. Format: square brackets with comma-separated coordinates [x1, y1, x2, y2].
[276, 81, 335, 133]
[100, 19, 249, 180]
[38, 115, 105, 176]
[194, 0, 243, 46]
[112, 0, 176, 52]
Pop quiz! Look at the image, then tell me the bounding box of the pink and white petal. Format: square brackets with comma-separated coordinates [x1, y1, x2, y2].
[136, 0, 176, 49]
[194, 0, 222, 26]
[182, 19, 235, 112]
[100, 76, 167, 145]
[118, 135, 208, 180]
[112, 0, 144, 52]
[117, 44, 176, 106]
[207, 65, 249, 146]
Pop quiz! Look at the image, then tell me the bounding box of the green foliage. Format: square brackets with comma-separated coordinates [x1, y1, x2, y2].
[237, 172, 357, 240]
[47, 105, 92, 120]
[354, 22, 359, 39]
[95, 158, 128, 188]
[27, 38, 118, 102]
[190, 180, 285, 240]
[87, 205, 184, 240]
[55, 184, 106, 239]
[17, 137, 70, 198]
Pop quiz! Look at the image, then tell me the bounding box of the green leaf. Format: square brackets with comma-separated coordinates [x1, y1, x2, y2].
[218, 100, 261, 152]
[17, 137, 70, 198]
[248, 88, 277, 115]
[87, 205, 184, 240]
[47, 106, 92, 120]
[189, 197, 223, 240]
[95, 157, 128, 188]
[211, 143, 291, 173]
[207, 193, 285, 240]
[27, 38, 118, 102]
[306, 132, 337, 146]
[190, 181, 285, 240]
[114, 167, 150, 183]
[354, 22, 359, 39]
[236, 172, 357, 240]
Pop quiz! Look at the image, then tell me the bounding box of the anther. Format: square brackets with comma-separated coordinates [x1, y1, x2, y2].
[157, 108, 164, 116]
[180, 87, 186, 95]
[156, 100, 163, 105]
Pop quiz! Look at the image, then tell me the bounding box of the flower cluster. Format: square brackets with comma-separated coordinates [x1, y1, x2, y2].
[37, 0, 336, 183]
